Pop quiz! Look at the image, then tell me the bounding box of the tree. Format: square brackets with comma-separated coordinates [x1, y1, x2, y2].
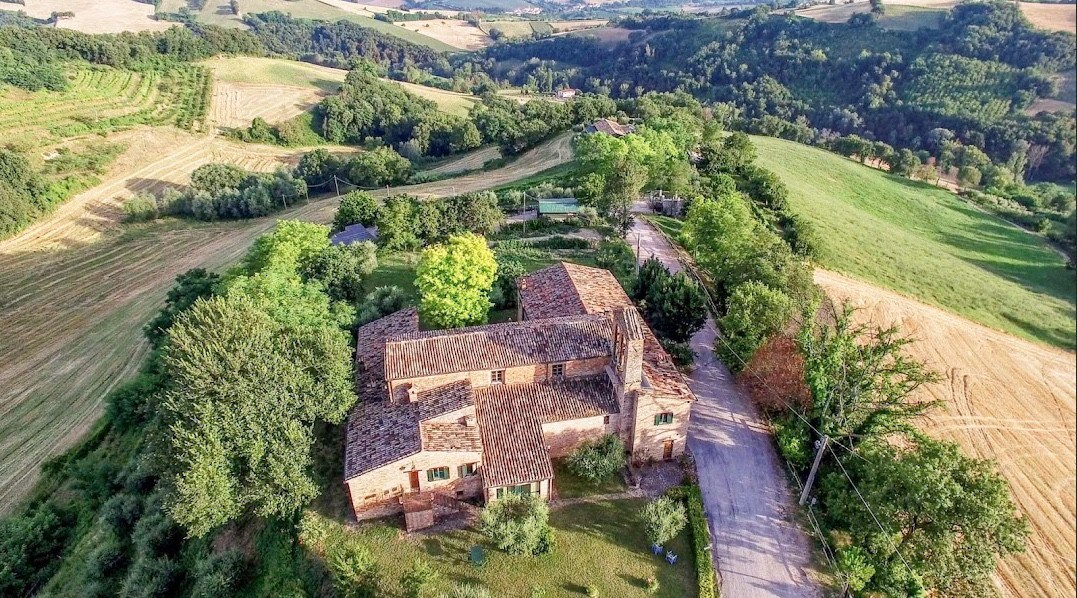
[144, 268, 221, 346]
[492, 254, 526, 310]
[479, 494, 554, 556]
[888, 148, 921, 178]
[401, 559, 439, 598]
[820, 437, 1028, 595]
[357, 285, 408, 324]
[347, 146, 412, 187]
[632, 256, 667, 303]
[605, 154, 648, 235]
[644, 271, 707, 343]
[295, 148, 343, 186]
[717, 281, 794, 371]
[416, 233, 497, 329]
[240, 220, 330, 275]
[566, 435, 625, 481]
[189, 163, 247, 195]
[957, 165, 982, 188]
[333, 191, 381, 231]
[639, 496, 687, 546]
[302, 241, 378, 304]
[375, 195, 421, 251]
[161, 292, 354, 537]
[797, 305, 941, 451]
[328, 541, 380, 598]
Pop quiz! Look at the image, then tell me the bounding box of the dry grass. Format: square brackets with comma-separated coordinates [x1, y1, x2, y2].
[202, 57, 348, 129]
[816, 269, 1076, 598]
[0, 133, 574, 514]
[564, 25, 635, 43]
[8, 0, 171, 33]
[549, 18, 607, 32]
[396, 19, 491, 50]
[1019, 1, 1076, 33]
[392, 80, 478, 116]
[420, 145, 501, 176]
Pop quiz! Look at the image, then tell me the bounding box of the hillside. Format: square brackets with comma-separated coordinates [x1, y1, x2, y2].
[751, 135, 1076, 350]
[817, 269, 1076, 598]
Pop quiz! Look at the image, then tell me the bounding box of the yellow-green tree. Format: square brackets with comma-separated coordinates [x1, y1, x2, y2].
[416, 233, 497, 329]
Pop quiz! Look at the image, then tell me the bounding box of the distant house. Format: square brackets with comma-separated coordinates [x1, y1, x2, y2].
[585, 118, 634, 138]
[555, 88, 577, 99]
[342, 263, 695, 527]
[537, 197, 579, 219]
[330, 223, 378, 245]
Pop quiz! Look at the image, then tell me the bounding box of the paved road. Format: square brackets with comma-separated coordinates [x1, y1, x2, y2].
[630, 215, 822, 598]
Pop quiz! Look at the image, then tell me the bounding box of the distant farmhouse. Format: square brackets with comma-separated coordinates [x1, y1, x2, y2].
[330, 223, 378, 245]
[555, 88, 578, 99]
[343, 263, 695, 524]
[585, 118, 634, 137]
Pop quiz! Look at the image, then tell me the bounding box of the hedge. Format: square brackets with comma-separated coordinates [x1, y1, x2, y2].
[667, 484, 718, 598]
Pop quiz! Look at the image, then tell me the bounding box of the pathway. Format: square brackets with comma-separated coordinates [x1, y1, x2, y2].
[629, 214, 822, 598]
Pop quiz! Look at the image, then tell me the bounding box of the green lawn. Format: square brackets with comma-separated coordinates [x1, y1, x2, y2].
[303, 499, 696, 597]
[878, 5, 946, 31]
[552, 459, 628, 499]
[751, 135, 1076, 350]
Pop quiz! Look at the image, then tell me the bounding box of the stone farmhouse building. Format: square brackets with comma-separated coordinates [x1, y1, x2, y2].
[343, 262, 695, 520]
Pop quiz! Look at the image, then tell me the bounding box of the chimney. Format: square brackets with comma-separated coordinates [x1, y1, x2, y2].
[612, 307, 644, 391]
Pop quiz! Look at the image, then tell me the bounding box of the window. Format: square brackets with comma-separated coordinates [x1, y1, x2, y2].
[603, 415, 611, 425]
[654, 412, 674, 425]
[458, 462, 478, 477]
[491, 369, 505, 385]
[426, 467, 450, 482]
[495, 483, 536, 499]
[551, 363, 565, 379]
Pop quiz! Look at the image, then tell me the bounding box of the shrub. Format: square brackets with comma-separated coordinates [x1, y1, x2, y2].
[85, 530, 128, 580]
[639, 496, 687, 546]
[646, 577, 660, 594]
[327, 541, 380, 598]
[440, 584, 491, 598]
[659, 339, 695, 368]
[684, 485, 718, 598]
[772, 414, 812, 470]
[99, 493, 143, 534]
[577, 205, 601, 226]
[836, 546, 875, 592]
[120, 555, 181, 598]
[479, 494, 554, 556]
[123, 193, 159, 222]
[190, 549, 247, 597]
[595, 238, 635, 282]
[566, 434, 625, 481]
[401, 558, 439, 598]
[585, 585, 600, 597]
[357, 285, 408, 325]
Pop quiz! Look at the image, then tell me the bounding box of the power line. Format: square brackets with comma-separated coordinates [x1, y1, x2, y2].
[640, 218, 918, 582]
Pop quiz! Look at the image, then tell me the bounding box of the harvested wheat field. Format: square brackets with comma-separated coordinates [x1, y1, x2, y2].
[0, 133, 573, 514]
[1019, 1, 1076, 33]
[396, 19, 491, 50]
[816, 269, 1077, 598]
[8, 0, 171, 33]
[209, 81, 327, 129]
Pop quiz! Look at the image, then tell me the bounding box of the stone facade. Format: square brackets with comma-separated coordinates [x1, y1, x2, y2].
[343, 262, 697, 522]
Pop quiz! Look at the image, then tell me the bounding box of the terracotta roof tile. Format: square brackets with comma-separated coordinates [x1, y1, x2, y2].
[475, 376, 617, 487]
[384, 314, 614, 380]
[518, 263, 693, 401]
[354, 308, 418, 401]
[420, 421, 483, 452]
[416, 380, 474, 421]
[344, 400, 420, 480]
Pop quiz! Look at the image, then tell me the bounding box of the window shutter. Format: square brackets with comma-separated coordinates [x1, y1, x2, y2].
[427, 470, 434, 482]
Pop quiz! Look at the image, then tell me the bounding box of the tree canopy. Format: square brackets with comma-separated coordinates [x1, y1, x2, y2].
[416, 233, 497, 329]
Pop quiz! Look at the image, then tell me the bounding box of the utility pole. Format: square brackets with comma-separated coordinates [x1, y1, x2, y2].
[799, 435, 830, 506]
[635, 232, 641, 274]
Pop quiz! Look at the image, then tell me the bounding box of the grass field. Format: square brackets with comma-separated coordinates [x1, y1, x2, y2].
[4, 0, 170, 33]
[302, 499, 696, 597]
[396, 18, 492, 50]
[796, 0, 1075, 33]
[0, 133, 575, 514]
[750, 135, 1076, 350]
[159, 0, 459, 51]
[394, 80, 479, 116]
[0, 65, 210, 151]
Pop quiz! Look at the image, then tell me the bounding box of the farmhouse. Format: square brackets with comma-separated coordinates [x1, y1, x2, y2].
[585, 117, 634, 137]
[343, 262, 694, 521]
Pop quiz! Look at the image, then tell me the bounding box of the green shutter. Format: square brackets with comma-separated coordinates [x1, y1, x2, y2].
[427, 470, 435, 482]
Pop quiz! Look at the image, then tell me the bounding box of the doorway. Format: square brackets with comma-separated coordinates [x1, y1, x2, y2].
[408, 470, 420, 492]
[662, 440, 674, 460]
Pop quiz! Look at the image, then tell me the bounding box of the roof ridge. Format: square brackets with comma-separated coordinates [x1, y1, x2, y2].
[386, 310, 606, 342]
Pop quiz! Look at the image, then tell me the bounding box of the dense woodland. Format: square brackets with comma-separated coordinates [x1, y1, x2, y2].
[476, 2, 1076, 183]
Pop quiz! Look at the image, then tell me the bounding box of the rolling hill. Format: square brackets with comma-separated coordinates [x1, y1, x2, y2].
[751, 135, 1076, 350]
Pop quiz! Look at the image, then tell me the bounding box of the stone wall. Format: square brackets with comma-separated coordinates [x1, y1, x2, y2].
[389, 357, 610, 399]
[542, 414, 618, 458]
[346, 449, 483, 518]
[630, 388, 692, 463]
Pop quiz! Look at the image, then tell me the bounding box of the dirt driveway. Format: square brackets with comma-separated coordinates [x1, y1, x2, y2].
[629, 215, 822, 597]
